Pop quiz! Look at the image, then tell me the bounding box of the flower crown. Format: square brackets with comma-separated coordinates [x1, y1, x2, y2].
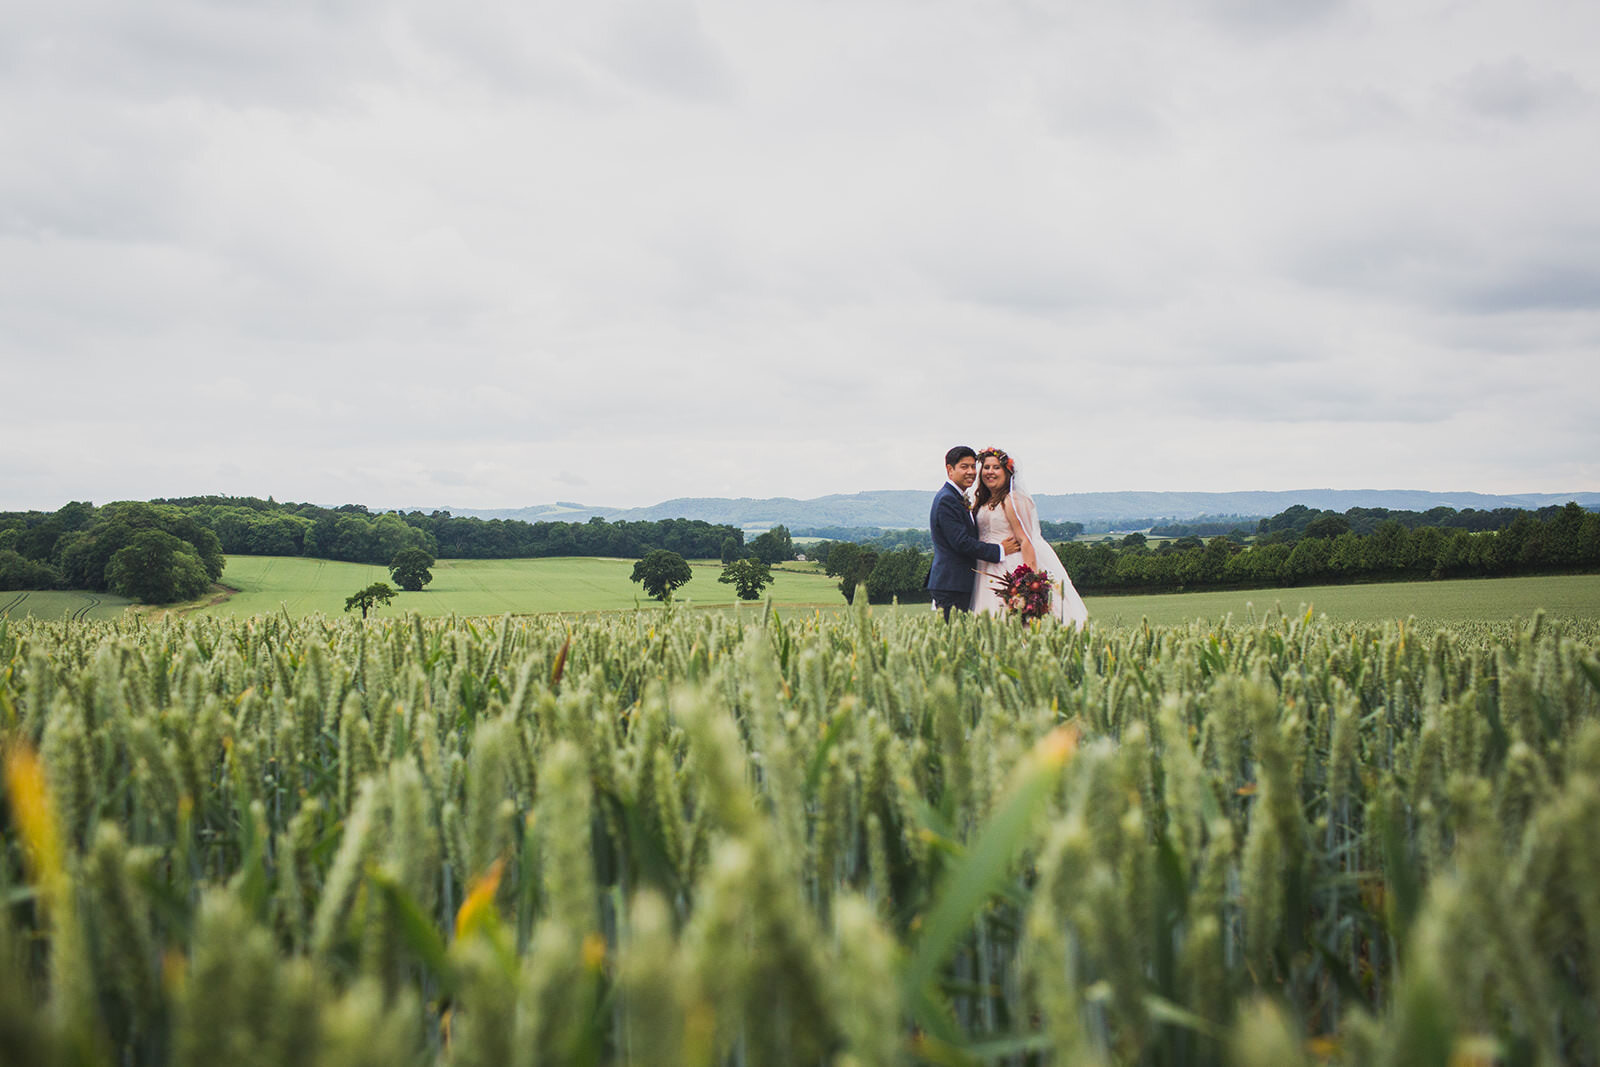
[977, 447, 1014, 474]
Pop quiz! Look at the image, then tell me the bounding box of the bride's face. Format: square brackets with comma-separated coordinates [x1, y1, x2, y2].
[980, 456, 1009, 491]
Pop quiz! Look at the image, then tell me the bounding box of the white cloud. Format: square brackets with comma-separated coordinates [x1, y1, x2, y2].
[2, 0, 1597, 512]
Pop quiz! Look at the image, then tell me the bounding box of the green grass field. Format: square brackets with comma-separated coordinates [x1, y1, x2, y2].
[1080, 572, 1600, 628]
[0, 589, 135, 621]
[201, 561, 1600, 626]
[199, 555, 846, 618]
[6, 558, 1596, 626]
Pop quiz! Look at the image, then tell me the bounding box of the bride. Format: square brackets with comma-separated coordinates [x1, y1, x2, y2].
[970, 447, 1089, 626]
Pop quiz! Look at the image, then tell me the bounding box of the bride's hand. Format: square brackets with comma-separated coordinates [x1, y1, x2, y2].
[1022, 545, 1037, 570]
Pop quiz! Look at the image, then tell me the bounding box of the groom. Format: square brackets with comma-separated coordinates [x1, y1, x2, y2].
[927, 445, 1020, 619]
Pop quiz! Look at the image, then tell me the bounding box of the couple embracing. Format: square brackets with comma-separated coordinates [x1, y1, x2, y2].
[926, 445, 1089, 625]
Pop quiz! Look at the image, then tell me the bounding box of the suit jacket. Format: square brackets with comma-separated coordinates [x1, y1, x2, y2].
[926, 482, 1002, 593]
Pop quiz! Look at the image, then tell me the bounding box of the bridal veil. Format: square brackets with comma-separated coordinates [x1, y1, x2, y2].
[1009, 462, 1089, 627]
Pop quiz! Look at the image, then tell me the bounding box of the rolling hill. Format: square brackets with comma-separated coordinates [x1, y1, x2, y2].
[418, 489, 1600, 531]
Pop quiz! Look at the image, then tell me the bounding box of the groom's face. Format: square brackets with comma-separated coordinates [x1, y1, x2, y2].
[947, 456, 978, 490]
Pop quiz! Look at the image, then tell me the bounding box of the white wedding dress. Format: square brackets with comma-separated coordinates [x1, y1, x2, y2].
[970, 484, 1089, 627]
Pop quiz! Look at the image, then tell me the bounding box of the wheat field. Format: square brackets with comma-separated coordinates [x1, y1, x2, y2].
[3, 603, 1599, 1064]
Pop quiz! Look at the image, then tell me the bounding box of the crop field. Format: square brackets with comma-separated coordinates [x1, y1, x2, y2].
[202, 555, 845, 618]
[3, 605, 1600, 1064]
[0, 589, 134, 622]
[1085, 573, 1600, 629]
[6, 558, 1594, 629]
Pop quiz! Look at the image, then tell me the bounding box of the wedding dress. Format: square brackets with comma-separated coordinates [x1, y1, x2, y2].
[970, 474, 1089, 626]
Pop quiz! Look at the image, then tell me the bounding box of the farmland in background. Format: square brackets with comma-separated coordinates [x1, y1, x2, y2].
[199, 555, 844, 617]
[204, 562, 1600, 626]
[0, 589, 134, 621]
[1082, 573, 1600, 629]
[5, 564, 1596, 628]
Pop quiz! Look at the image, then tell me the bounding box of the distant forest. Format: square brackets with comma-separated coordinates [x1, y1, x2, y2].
[795, 521, 1086, 554]
[1058, 501, 1600, 594]
[0, 497, 745, 602]
[4, 495, 1596, 605]
[806, 501, 1600, 602]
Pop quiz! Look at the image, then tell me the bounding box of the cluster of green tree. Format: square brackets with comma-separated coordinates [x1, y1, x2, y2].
[1040, 520, 1087, 541]
[153, 496, 743, 564]
[626, 550, 778, 604]
[1147, 514, 1259, 539]
[341, 549, 437, 620]
[796, 526, 932, 554]
[722, 525, 794, 565]
[1076, 518, 1171, 535]
[804, 530, 929, 561]
[1062, 501, 1600, 593]
[0, 501, 223, 603]
[802, 521, 1086, 562]
[820, 543, 931, 605]
[1254, 502, 1566, 541]
[807, 501, 1599, 604]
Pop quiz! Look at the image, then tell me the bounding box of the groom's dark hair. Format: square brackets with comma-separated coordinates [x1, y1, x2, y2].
[945, 445, 977, 467]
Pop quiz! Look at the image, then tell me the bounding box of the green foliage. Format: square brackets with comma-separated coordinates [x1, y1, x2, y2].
[630, 549, 692, 601]
[823, 541, 877, 604]
[0, 549, 60, 591]
[717, 558, 773, 600]
[1304, 512, 1351, 539]
[105, 528, 212, 604]
[1, 610, 1600, 1063]
[171, 555, 847, 619]
[863, 545, 930, 604]
[148, 495, 740, 565]
[387, 547, 434, 592]
[1060, 500, 1600, 594]
[342, 582, 396, 618]
[0, 500, 223, 600]
[746, 524, 794, 564]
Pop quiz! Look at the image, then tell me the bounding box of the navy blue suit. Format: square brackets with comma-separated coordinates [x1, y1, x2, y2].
[926, 482, 1002, 615]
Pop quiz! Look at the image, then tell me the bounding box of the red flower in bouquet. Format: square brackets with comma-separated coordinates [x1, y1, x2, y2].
[992, 563, 1054, 620]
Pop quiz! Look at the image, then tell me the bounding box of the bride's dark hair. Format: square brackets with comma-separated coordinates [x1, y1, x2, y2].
[972, 447, 1013, 511]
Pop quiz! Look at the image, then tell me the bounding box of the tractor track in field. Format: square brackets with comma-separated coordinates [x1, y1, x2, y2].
[0, 592, 29, 617]
[70, 595, 102, 622]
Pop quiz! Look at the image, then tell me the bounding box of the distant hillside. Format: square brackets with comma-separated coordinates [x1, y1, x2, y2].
[422, 489, 1600, 531]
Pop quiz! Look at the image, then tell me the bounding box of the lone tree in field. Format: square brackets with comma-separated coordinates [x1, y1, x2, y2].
[631, 549, 692, 602]
[344, 582, 396, 619]
[718, 557, 774, 600]
[389, 547, 435, 591]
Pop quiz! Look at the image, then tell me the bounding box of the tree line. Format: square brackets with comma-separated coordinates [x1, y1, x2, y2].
[149, 496, 744, 564]
[0, 501, 224, 603]
[1, 497, 747, 604]
[7, 496, 1595, 607]
[1253, 502, 1558, 539]
[1063, 501, 1599, 593]
[798, 520, 1085, 554]
[807, 501, 1599, 603]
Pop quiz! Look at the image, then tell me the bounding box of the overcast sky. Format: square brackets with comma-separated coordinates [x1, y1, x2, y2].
[4, 0, 1597, 512]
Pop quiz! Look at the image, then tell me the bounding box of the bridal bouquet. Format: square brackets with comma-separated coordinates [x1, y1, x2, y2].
[993, 563, 1054, 620]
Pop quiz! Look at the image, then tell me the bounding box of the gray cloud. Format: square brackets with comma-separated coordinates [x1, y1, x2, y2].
[1451, 58, 1590, 121]
[2, 0, 1597, 511]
